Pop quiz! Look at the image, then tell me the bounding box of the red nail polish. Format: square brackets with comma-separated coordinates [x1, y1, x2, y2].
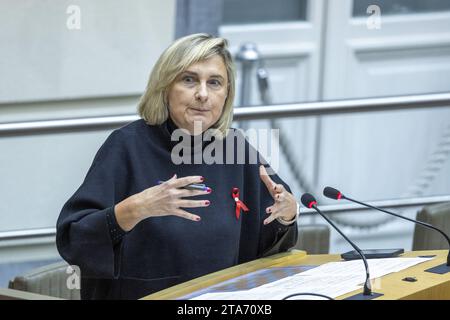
[195, 217, 201, 221]
[200, 176, 204, 182]
[268, 209, 271, 213]
[206, 187, 212, 193]
[205, 200, 210, 205]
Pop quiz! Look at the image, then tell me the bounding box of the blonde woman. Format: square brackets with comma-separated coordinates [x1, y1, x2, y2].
[56, 34, 298, 300]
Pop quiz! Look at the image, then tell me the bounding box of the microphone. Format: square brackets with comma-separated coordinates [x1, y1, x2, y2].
[323, 186, 450, 273]
[301, 193, 377, 298]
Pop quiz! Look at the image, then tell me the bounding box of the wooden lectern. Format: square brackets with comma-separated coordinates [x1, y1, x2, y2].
[142, 250, 450, 300]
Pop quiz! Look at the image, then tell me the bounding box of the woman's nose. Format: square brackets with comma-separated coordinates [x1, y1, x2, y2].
[195, 83, 208, 101]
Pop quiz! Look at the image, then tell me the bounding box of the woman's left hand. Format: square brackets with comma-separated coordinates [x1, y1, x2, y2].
[259, 165, 297, 225]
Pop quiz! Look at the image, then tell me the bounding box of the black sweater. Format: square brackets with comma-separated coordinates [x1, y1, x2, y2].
[56, 118, 298, 300]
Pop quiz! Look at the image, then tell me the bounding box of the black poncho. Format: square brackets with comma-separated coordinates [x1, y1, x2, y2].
[56, 118, 298, 299]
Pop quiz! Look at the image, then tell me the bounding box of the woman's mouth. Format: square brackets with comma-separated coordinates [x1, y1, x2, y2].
[190, 107, 209, 113]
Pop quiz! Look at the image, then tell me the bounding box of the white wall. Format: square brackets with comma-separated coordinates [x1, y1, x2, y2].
[0, 0, 175, 103]
[0, 0, 175, 263]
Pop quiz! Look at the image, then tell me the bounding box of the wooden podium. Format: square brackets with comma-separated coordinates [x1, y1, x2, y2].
[142, 250, 450, 300]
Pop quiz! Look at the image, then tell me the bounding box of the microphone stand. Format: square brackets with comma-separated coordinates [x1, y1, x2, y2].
[343, 194, 450, 274]
[307, 201, 383, 299]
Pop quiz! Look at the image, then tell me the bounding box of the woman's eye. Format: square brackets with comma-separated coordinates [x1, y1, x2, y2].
[208, 79, 221, 87]
[182, 76, 195, 84]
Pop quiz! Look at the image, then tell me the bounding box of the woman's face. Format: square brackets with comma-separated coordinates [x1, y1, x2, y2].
[167, 55, 228, 135]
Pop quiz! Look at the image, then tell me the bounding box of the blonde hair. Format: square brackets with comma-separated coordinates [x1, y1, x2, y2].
[138, 33, 236, 138]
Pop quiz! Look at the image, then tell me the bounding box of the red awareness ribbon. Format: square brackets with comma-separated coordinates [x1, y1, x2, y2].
[232, 187, 249, 220]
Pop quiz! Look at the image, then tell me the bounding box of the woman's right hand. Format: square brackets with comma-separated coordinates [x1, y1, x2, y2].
[114, 174, 211, 231]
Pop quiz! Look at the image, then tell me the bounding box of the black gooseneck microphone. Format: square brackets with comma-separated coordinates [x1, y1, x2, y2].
[323, 186, 450, 272]
[300, 193, 374, 297]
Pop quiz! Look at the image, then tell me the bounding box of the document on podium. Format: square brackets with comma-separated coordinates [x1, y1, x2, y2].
[191, 257, 434, 300]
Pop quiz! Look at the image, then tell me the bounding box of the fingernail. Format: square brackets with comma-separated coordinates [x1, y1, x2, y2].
[205, 200, 210, 206]
[267, 208, 271, 213]
[194, 216, 201, 221]
[206, 187, 212, 193]
[263, 220, 268, 225]
[200, 176, 204, 182]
